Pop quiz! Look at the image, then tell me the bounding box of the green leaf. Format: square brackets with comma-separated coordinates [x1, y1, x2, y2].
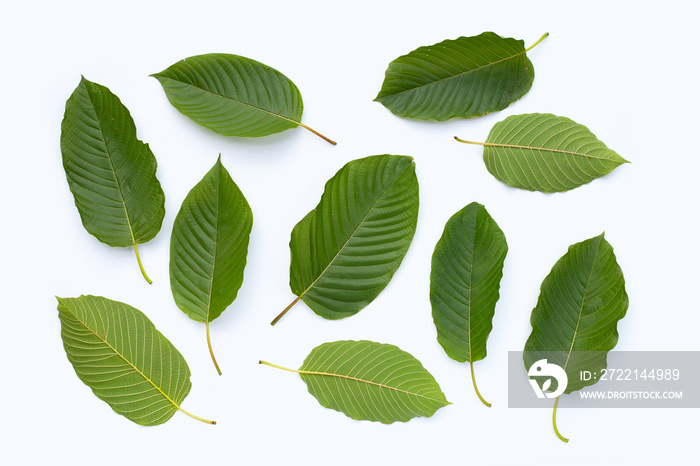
[60, 77, 166, 283]
[430, 202, 507, 406]
[57, 295, 215, 426]
[523, 233, 628, 441]
[456, 113, 629, 193]
[151, 53, 335, 144]
[375, 32, 548, 120]
[272, 155, 419, 325]
[260, 340, 450, 424]
[170, 156, 253, 375]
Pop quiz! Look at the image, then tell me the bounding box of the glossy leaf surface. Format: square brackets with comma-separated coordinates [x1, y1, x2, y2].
[523, 233, 628, 394]
[274, 155, 419, 324]
[170, 157, 253, 374]
[431, 202, 507, 362]
[60, 77, 165, 282]
[57, 295, 213, 426]
[262, 340, 450, 424]
[457, 113, 629, 193]
[152, 53, 334, 143]
[375, 32, 546, 120]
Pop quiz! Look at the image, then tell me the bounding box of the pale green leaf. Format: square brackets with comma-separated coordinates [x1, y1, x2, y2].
[430, 202, 507, 406]
[170, 156, 253, 374]
[152, 53, 335, 144]
[523, 233, 628, 441]
[261, 340, 450, 424]
[57, 295, 214, 426]
[375, 32, 547, 120]
[272, 155, 419, 325]
[60, 77, 165, 283]
[457, 113, 629, 193]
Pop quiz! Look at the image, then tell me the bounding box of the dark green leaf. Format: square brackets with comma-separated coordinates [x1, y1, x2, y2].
[523, 233, 628, 441]
[60, 77, 166, 283]
[375, 32, 547, 120]
[170, 156, 253, 374]
[272, 155, 419, 325]
[430, 202, 507, 406]
[152, 54, 335, 144]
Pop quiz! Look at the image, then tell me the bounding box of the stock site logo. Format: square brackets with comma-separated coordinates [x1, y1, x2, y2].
[528, 359, 568, 398]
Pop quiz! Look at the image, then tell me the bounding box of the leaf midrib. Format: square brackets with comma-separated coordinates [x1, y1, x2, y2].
[298, 161, 415, 301]
[483, 141, 616, 162]
[467, 210, 476, 362]
[84, 83, 138, 247]
[300, 369, 447, 404]
[205, 172, 221, 323]
[562, 238, 603, 374]
[61, 300, 183, 415]
[155, 74, 301, 128]
[378, 42, 527, 100]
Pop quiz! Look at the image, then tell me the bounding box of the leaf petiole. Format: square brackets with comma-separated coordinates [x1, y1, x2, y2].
[299, 123, 337, 145]
[470, 361, 491, 407]
[207, 322, 222, 375]
[271, 295, 301, 326]
[454, 136, 486, 146]
[133, 242, 152, 284]
[178, 406, 217, 425]
[525, 32, 549, 53]
[259, 360, 299, 373]
[553, 397, 569, 443]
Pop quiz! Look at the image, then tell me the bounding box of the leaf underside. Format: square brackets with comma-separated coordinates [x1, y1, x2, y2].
[152, 53, 303, 138]
[289, 154, 419, 320]
[523, 233, 629, 394]
[375, 32, 535, 120]
[479, 113, 629, 193]
[57, 295, 192, 426]
[60, 77, 165, 249]
[430, 202, 508, 363]
[299, 340, 450, 424]
[170, 157, 253, 323]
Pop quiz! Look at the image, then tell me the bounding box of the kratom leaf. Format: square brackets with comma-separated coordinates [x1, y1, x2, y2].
[60, 77, 166, 283]
[260, 340, 450, 424]
[152, 53, 335, 144]
[523, 233, 628, 441]
[170, 156, 253, 375]
[57, 295, 215, 426]
[375, 32, 547, 120]
[272, 155, 419, 325]
[430, 202, 507, 406]
[456, 113, 629, 193]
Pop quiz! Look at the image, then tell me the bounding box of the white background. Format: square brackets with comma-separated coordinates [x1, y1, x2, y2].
[2, 1, 698, 464]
